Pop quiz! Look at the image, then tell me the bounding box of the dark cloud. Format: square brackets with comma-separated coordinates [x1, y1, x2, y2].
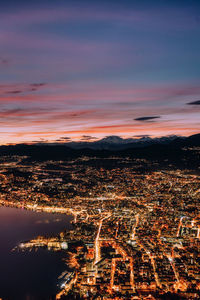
[5, 108, 24, 114]
[0, 108, 25, 115]
[68, 110, 93, 118]
[134, 116, 160, 121]
[6, 90, 22, 94]
[0, 57, 10, 65]
[0, 107, 53, 120]
[70, 113, 79, 117]
[59, 137, 72, 141]
[28, 83, 46, 93]
[0, 82, 47, 96]
[186, 100, 200, 105]
[30, 83, 46, 87]
[81, 135, 97, 141]
[54, 137, 73, 143]
[61, 136, 71, 140]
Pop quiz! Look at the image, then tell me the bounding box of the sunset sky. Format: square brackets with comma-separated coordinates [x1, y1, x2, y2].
[0, 0, 200, 144]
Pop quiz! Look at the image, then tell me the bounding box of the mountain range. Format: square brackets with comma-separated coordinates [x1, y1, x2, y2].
[63, 135, 180, 150]
[0, 133, 199, 171]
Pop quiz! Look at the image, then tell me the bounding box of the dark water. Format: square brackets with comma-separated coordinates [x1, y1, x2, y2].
[0, 206, 73, 300]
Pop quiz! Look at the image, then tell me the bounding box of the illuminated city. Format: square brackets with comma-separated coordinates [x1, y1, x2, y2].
[0, 0, 200, 299]
[0, 145, 199, 299]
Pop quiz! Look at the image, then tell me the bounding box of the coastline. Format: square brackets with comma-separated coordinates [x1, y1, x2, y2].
[0, 198, 76, 220]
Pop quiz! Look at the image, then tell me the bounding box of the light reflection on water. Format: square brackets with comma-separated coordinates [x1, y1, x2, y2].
[0, 206, 73, 300]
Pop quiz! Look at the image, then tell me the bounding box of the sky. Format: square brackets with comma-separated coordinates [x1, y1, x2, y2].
[0, 0, 200, 144]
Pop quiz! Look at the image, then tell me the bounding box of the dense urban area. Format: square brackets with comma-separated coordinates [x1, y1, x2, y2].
[0, 144, 200, 299]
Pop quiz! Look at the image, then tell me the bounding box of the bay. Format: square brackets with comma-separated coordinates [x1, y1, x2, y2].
[0, 206, 73, 300]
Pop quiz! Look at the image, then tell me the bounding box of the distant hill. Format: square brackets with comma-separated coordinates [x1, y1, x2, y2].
[0, 134, 200, 170]
[59, 134, 180, 150]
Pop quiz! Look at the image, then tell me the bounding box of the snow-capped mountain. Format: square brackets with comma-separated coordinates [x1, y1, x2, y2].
[65, 135, 179, 150]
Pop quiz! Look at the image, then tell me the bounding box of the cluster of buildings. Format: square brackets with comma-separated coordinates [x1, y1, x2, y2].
[0, 155, 200, 299]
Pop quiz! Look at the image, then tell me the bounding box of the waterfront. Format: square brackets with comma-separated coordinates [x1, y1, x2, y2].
[0, 206, 73, 300]
[0, 159, 200, 299]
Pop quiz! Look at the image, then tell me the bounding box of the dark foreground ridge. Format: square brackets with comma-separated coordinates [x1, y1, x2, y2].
[0, 133, 200, 170]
